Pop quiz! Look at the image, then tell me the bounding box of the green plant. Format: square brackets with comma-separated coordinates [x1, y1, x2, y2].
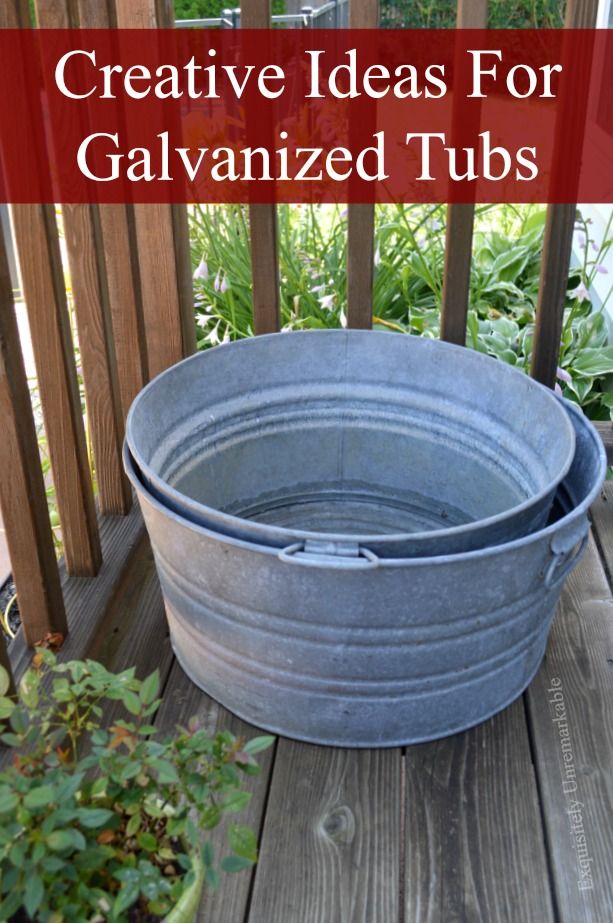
[190, 203, 613, 422]
[380, 0, 565, 29]
[174, 0, 285, 21]
[0, 653, 273, 922]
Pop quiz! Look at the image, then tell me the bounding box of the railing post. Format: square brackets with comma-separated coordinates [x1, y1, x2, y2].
[439, 0, 488, 346]
[346, 0, 379, 329]
[241, 0, 281, 334]
[530, 0, 599, 387]
[0, 226, 67, 645]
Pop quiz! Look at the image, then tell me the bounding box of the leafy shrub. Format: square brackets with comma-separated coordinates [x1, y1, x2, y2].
[0, 653, 273, 922]
[190, 203, 613, 422]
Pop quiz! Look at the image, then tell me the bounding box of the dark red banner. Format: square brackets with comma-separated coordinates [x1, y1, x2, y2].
[0, 29, 611, 203]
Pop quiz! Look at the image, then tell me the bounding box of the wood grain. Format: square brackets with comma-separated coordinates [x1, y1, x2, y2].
[114, 0, 191, 377]
[526, 536, 613, 923]
[346, 0, 378, 330]
[531, 0, 598, 387]
[439, 0, 487, 346]
[249, 742, 401, 923]
[10, 205, 102, 575]
[405, 702, 555, 923]
[155, 661, 277, 923]
[249, 205, 280, 334]
[594, 422, 613, 466]
[73, 2, 148, 421]
[530, 205, 577, 388]
[63, 204, 132, 514]
[0, 0, 30, 27]
[440, 205, 476, 346]
[98, 205, 148, 420]
[590, 480, 613, 592]
[347, 206, 375, 329]
[0, 231, 67, 644]
[241, 1, 281, 335]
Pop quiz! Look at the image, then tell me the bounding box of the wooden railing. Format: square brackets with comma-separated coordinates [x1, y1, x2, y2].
[0, 0, 610, 689]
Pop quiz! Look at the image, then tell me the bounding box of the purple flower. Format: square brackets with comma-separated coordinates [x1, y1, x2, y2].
[339, 208, 348, 219]
[591, 240, 599, 253]
[193, 256, 208, 281]
[220, 274, 229, 294]
[556, 366, 572, 383]
[555, 382, 563, 396]
[214, 270, 222, 292]
[594, 264, 608, 275]
[573, 282, 590, 302]
[319, 293, 335, 310]
[577, 233, 586, 248]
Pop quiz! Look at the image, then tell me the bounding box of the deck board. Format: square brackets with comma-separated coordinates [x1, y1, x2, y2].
[404, 701, 555, 923]
[154, 661, 277, 923]
[525, 533, 613, 923]
[248, 742, 402, 923]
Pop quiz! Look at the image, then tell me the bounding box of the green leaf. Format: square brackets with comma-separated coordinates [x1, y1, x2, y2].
[220, 791, 251, 813]
[0, 789, 19, 814]
[205, 866, 220, 888]
[0, 889, 22, 920]
[221, 855, 253, 873]
[126, 813, 141, 837]
[140, 669, 160, 705]
[24, 785, 56, 811]
[122, 690, 142, 716]
[0, 697, 15, 720]
[9, 706, 28, 735]
[243, 735, 275, 755]
[24, 873, 44, 918]
[149, 758, 179, 783]
[114, 883, 140, 917]
[137, 831, 158, 851]
[77, 807, 115, 828]
[202, 841, 214, 868]
[0, 666, 11, 697]
[46, 830, 78, 852]
[229, 824, 258, 861]
[571, 347, 613, 378]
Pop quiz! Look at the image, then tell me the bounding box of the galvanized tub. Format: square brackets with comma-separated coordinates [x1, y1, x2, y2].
[126, 331, 575, 558]
[124, 398, 605, 747]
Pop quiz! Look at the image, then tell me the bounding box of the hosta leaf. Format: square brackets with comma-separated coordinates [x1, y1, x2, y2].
[571, 347, 613, 378]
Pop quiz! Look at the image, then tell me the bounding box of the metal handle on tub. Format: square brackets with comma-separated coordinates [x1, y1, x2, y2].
[543, 524, 590, 589]
[278, 540, 380, 570]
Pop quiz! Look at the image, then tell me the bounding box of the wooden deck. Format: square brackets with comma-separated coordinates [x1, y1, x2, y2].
[5, 482, 613, 923]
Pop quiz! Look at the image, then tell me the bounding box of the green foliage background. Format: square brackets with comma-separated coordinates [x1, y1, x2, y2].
[381, 0, 565, 28]
[175, 0, 285, 20]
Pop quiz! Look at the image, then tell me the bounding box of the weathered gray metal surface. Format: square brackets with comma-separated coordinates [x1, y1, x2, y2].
[127, 331, 575, 558]
[124, 398, 605, 747]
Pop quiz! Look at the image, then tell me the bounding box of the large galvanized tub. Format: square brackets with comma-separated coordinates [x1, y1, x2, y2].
[124, 398, 605, 747]
[126, 331, 575, 558]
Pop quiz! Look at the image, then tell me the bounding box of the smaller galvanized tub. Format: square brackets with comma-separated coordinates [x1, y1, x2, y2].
[124, 398, 605, 747]
[126, 331, 575, 558]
